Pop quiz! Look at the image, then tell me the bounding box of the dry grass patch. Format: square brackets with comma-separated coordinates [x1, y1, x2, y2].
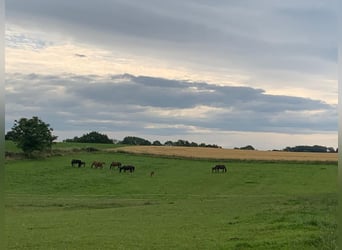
[111, 146, 338, 162]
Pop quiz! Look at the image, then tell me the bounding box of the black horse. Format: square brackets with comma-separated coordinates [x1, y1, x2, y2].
[119, 165, 135, 173]
[71, 159, 85, 168]
[212, 164, 227, 173]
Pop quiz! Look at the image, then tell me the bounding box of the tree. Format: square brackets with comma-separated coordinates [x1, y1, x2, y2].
[121, 136, 151, 145]
[327, 147, 336, 153]
[5, 130, 16, 140]
[239, 145, 255, 150]
[9, 116, 57, 156]
[65, 131, 113, 144]
[283, 145, 329, 153]
[152, 140, 162, 146]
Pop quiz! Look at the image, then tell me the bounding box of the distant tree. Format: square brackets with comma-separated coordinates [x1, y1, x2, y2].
[161, 140, 220, 148]
[239, 145, 255, 150]
[283, 145, 329, 153]
[121, 136, 151, 145]
[152, 140, 162, 146]
[312, 145, 329, 152]
[8, 116, 57, 156]
[206, 144, 221, 148]
[64, 131, 113, 144]
[174, 139, 191, 147]
[327, 147, 336, 153]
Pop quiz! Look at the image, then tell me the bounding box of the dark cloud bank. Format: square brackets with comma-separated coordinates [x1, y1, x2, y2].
[5, 73, 337, 138]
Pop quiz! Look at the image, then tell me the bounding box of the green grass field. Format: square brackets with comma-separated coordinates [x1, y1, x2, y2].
[5, 145, 337, 249]
[5, 140, 125, 153]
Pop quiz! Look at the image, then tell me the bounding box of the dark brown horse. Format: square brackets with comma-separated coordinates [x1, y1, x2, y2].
[110, 162, 122, 169]
[212, 164, 227, 173]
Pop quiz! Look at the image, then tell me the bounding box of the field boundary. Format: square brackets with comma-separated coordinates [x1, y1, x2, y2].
[5, 193, 291, 199]
[107, 146, 338, 164]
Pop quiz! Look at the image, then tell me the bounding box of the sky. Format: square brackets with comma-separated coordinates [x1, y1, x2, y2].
[5, 0, 338, 150]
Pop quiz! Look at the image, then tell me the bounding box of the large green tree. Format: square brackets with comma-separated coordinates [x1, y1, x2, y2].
[121, 136, 151, 145]
[65, 131, 113, 144]
[8, 116, 57, 156]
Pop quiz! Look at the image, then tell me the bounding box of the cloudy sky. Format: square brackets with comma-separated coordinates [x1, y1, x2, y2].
[5, 0, 338, 150]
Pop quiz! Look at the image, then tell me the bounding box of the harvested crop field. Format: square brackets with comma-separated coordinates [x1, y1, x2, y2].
[112, 146, 338, 162]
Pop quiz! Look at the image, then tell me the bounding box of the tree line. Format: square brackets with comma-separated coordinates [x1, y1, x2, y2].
[5, 116, 338, 156]
[64, 133, 222, 148]
[283, 145, 337, 153]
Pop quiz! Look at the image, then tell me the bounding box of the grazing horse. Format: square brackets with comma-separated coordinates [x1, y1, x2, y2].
[212, 164, 227, 173]
[91, 161, 105, 169]
[110, 162, 122, 169]
[150, 171, 155, 177]
[71, 159, 84, 167]
[119, 165, 135, 173]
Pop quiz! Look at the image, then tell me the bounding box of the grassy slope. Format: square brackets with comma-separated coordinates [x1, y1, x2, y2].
[5, 140, 125, 152]
[5, 149, 337, 249]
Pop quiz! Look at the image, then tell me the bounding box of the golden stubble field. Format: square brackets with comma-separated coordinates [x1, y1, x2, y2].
[111, 145, 338, 162]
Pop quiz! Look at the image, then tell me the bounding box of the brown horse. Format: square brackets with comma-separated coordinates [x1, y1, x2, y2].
[150, 171, 155, 177]
[91, 161, 105, 169]
[110, 162, 122, 169]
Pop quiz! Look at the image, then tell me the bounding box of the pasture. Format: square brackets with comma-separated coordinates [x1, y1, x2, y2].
[5, 145, 337, 249]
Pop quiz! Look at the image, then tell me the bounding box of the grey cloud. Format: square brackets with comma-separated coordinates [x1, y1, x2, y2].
[74, 53, 86, 58]
[5, 73, 337, 136]
[68, 74, 331, 112]
[6, 0, 212, 43]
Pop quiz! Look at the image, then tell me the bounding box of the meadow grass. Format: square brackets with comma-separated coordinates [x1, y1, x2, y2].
[5, 150, 337, 249]
[5, 140, 125, 153]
